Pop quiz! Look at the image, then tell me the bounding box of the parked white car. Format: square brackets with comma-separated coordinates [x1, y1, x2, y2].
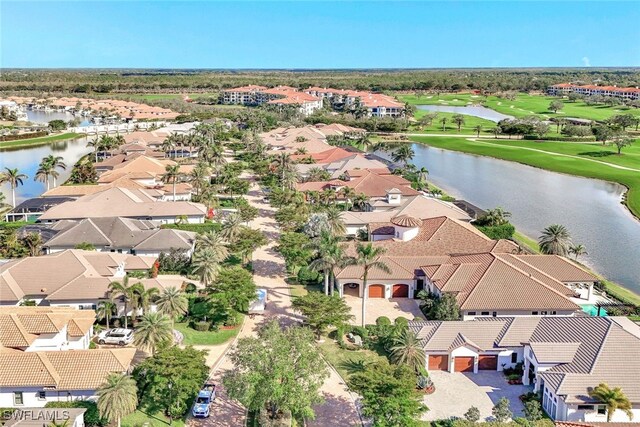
[98, 328, 134, 346]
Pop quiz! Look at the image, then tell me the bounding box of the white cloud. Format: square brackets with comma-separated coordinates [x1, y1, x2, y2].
[582, 56, 591, 67]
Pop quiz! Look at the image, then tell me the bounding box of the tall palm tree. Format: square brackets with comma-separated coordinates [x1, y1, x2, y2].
[44, 155, 66, 187]
[97, 300, 117, 329]
[35, 161, 54, 191]
[196, 230, 229, 260]
[569, 244, 588, 261]
[589, 383, 634, 422]
[272, 152, 295, 190]
[473, 125, 483, 137]
[539, 224, 572, 256]
[452, 114, 466, 132]
[162, 164, 182, 202]
[97, 373, 138, 427]
[339, 186, 356, 210]
[308, 232, 339, 295]
[389, 329, 426, 373]
[190, 162, 210, 197]
[352, 193, 368, 211]
[324, 206, 346, 236]
[441, 117, 448, 132]
[155, 287, 188, 326]
[221, 212, 244, 243]
[108, 276, 142, 329]
[346, 243, 391, 326]
[191, 248, 222, 287]
[132, 286, 159, 317]
[391, 145, 415, 167]
[133, 312, 173, 355]
[0, 167, 28, 207]
[417, 167, 429, 191]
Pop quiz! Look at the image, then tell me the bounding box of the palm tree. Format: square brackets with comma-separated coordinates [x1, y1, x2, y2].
[416, 167, 429, 190]
[133, 312, 173, 355]
[162, 164, 182, 202]
[538, 224, 572, 256]
[324, 206, 346, 236]
[87, 137, 101, 163]
[0, 167, 28, 207]
[493, 126, 502, 139]
[21, 232, 43, 256]
[155, 287, 188, 326]
[191, 248, 222, 287]
[195, 230, 229, 261]
[346, 243, 391, 326]
[0, 193, 11, 216]
[272, 152, 295, 190]
[440, 117, 448, 131]
[35, 160, 54, 191]
[44, 155, 66, 187]
[132, 286, 159, 317]
[308, 232, 341, 295]
[389, 329, 426, 373]
[452, 114, 466, 132]
[97, 373, 138, 427]
[391, 145, 415, 167]
[97, 300, 117, 329]
[221, 212, 244, 243]
[569, 244, 588, 261]
[589, 383, 634, 422]
[352, 193, 368, 211]
[339, 186, 356, 210]
[108, 276, 142, 329]
[473, 125, 483, 137]
[481, 207, 512, 226]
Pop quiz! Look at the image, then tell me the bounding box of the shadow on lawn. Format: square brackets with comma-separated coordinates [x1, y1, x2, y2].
[578, 150, 616, 158]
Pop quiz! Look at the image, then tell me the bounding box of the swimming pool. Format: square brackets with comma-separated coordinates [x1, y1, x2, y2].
[581, 304, 608, 317]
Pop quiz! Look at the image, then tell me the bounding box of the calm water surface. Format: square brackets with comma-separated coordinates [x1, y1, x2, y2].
[26, 110, 91, 126]
[417, 105, 514, 122]
[0, 137, 92, 203]
[410, 143, 640, 292]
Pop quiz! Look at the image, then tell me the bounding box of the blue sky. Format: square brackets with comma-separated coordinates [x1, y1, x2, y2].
[1, 1, 639, 68]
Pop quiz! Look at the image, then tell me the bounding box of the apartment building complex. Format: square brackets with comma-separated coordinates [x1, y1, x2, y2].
[548, 83, 640, 100]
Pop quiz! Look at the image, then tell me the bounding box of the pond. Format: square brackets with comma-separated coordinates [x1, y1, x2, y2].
[417, 105, 514, 123]
[26, 110, 92, 127]
[0, 136, 92, 204]
[410, 143, 640, 293]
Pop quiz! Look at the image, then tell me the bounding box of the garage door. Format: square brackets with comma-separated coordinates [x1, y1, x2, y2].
[392, 284, 409, 298]
[478, 355, 498, 370]
[454, 356, 474, 372]
[368, 285, 385, 298]
[428, 355, 449, 371]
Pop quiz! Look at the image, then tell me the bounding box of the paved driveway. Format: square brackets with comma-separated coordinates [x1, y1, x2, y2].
[343, 295, 424, 325]
[422, 371, 530, 421]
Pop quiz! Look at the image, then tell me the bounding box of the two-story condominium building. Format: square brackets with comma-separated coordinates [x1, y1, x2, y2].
[0, 347, 136, 408]
[410, 316, 640, 422]
[304, 87, 405, 117]
[222, 85, 322, 115]
[548, 83, 640, 100]
[0, 306, 95, 351]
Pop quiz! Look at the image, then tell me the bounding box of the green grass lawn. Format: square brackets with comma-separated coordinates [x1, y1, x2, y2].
[400, 92, 640, 122]
[174, 321, 242, 346]
[411, 109, 496, 136]
[0, 132, 81, 148]
[409, 135, 640, 219]
[121, 409, 185, 427]
[317, 334, 387, 381]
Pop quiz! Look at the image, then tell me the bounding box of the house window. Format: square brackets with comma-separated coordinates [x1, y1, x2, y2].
[532, 311, 539, 315]
[541, 311, 548, 315]
[597, 406, 606, 415]
[492, 312, 497, 317]
[38, 391, 46, 400]
[481, 311, 490, 316]
[577, 405, 594, 410]
[511, 353, 518, 363]
[14, 392, 23, 405]
[468, 312, 477, 316]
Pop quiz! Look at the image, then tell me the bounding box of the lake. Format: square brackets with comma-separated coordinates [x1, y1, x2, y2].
[0, 136, 92, 203]
[26, 110, 92, 127]
[417, 104, 514, 122]
[410, 142, 640, 293]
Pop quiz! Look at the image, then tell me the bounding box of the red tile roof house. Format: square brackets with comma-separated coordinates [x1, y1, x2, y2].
[221, 85, 323, 116]
[410, 316, 640, 422]
[333, 214, 597, 317]
[548, 83, 640, 100]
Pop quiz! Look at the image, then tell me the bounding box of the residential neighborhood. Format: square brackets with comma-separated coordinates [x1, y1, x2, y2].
[1, 3, 639, 427]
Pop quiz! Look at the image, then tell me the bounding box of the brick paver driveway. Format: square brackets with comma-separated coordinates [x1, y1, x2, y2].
[191, 180, 362, 427]
[422, 371, 530, 421]
[344, 294, 425, 325]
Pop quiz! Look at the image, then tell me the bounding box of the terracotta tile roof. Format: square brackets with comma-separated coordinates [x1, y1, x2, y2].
[0, 250, 155, 304]
[0, 307, 96, 347]
[0, 348, 136, 390]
